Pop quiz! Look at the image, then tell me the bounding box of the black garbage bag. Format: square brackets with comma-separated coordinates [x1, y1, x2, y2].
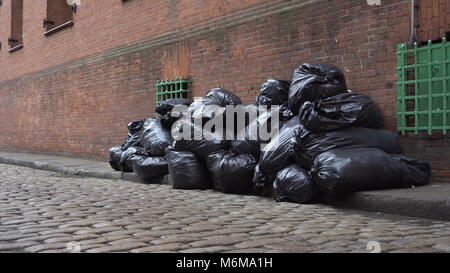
[128, 119, 146, 134]
[310, 148, 430, 196]
[299, 93, 384, 132]
[174, 138, 227, 161]
[390, 154, 431, 187]
[252, 117, 302, 190]
[256, 79, 291, 107]
[131, 154, 168, 181]
[280, 102, 295, 124]
[207, 151, 257, 194]
[120, 146, 144, 172]
[187, 100, 228, 138]
[156, 98, 193, 128]
[202, 88, 242, 106]
[122, 133, 141, 151]
[189, 89, 243, 142]
[155, 98, 193, 116]
[108, 145, 123, 171]
[258, 103, 293, 130]
[289, 63, 348, 115]
[292, 126, 403, 170]
[230, 137, 261, 159]
[230, 103, 295, 159]
[139, 118, 173, 156]
[172, 119, 228, 161]
[188, 99, 207, 117]
[122, 119, 145, 150]
[229, 105, 270, 159]
[274, 164, 319, 204]
[166, 148, 212, 190]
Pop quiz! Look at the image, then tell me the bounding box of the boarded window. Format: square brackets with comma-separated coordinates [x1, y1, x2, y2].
[10, 0, 23, 48]
[417, 0, 450, 42]
[45, 0, 73, 32]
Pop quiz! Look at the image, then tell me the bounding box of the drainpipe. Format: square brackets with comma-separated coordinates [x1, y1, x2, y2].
[409, 0, 418, 46]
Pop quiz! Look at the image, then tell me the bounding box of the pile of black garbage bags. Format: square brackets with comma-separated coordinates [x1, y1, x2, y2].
[109, 63, 431, 204]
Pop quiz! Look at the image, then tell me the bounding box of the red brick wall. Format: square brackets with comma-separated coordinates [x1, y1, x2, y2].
[0, 0, 449, 182]
[0, 0, 278, 82]
[400, 134, 450, 183]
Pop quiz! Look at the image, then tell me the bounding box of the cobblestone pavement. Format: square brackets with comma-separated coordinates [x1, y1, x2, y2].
[1, 164, 450, 253]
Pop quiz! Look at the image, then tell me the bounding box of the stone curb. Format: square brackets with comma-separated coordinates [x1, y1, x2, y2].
[0, 154, 165, 185]
[328, 186, 450, 221]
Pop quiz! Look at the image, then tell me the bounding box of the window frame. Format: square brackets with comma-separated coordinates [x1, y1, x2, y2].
[43, 0, 75, 36]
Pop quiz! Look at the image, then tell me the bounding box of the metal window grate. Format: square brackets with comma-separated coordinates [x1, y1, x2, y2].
[397, 38, 450, 135]
[156, 77, 192, 105]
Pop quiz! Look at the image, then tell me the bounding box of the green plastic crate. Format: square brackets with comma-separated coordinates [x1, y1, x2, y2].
[397, 38, 450, 135]
[156, 77, 192, 105]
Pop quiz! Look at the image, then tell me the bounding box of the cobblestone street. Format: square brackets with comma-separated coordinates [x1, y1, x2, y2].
[0, 164, 449, 253]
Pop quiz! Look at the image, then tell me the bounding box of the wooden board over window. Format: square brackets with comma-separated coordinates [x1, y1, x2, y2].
[10, 0, 23, 48]
[162, 42, 190, 80]
[417, 0, 450, 42]
[46, 0, 73, 32]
